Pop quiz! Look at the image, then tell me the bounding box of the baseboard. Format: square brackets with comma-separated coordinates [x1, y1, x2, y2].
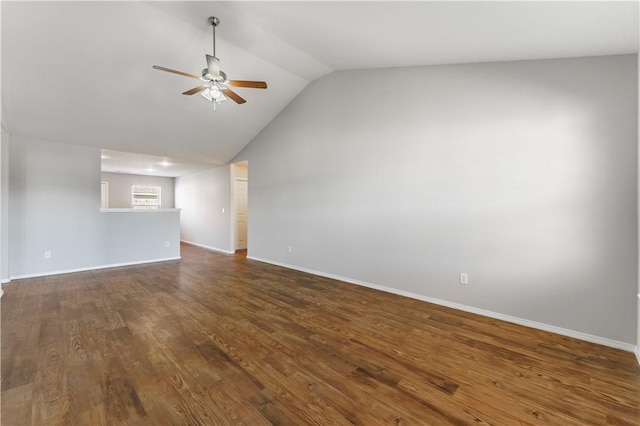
[1, 278, 10, 284]
[9, 257, 181, 281]
[248, 256, 636, 353]
[181, 240, 234, 255]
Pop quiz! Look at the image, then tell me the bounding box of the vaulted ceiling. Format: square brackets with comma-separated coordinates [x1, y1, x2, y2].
[2, 1, 638, 176]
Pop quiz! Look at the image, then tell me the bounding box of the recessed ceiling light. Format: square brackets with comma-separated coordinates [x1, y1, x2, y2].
[159, 161, 172, 167]
[101, 155, 109, 159]
[147, 168, 154, 172]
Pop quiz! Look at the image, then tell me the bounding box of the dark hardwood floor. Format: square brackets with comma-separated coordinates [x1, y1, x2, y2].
[2, 243, 639, 425]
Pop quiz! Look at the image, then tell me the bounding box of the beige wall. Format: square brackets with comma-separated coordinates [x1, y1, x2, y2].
[233, 162, 248, 179]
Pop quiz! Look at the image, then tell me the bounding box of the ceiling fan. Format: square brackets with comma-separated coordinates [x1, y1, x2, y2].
[153, 16, 267, 109]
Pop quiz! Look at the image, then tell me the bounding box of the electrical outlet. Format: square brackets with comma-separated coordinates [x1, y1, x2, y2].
[460, 273, 468, 285]
[165, 241, 170, 248]
[287, 246, 292, 254]
[44, 251, 52, 259]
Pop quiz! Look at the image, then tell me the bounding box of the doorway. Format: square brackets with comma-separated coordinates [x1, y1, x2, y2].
[100, 181, 109, 208]
[231, 162, 248, 252]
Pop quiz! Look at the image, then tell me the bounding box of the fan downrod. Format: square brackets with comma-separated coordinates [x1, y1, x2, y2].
[208, 16, 220, 27]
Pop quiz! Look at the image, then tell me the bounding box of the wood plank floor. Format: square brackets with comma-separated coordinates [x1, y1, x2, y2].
[2, 243, 639, 425]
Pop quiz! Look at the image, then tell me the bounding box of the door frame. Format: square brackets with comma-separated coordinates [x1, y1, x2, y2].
[232, 177, 248, 251]
[229, 161, 248, 253]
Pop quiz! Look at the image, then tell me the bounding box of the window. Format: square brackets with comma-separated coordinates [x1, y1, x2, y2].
[131, 184, 161, 209]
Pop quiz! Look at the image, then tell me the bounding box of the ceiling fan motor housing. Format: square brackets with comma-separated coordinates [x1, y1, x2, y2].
[202, 69, 227, 82]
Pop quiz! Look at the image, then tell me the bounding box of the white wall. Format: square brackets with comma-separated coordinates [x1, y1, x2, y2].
[1, 131, 9, 283]
[101, 210, 180, 265]
[101, 172, 175, 208]
[175, 165, 232, 254]
[637, 48, 640, 362]
[9, 136, 105, 275]
[8, 136, 180, 278]
[234, 55, 638, 346]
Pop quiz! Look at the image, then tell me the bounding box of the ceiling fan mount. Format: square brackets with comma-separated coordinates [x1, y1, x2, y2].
[153, 15, 267, 109]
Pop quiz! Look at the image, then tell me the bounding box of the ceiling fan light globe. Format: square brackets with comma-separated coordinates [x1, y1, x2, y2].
[209, 87, 223, 100]
[201, 86, 226, 103]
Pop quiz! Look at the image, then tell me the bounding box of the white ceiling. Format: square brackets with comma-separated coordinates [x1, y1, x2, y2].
[2, 1, 638, 177]
[100, 149, 218, 177]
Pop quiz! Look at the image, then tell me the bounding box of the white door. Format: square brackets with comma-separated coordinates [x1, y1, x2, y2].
[100, 182, 109, 208]
[234, 179, 248, 250]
